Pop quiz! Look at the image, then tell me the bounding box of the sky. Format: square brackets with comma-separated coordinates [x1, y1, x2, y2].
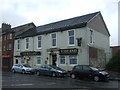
[0, 0, 119, 46]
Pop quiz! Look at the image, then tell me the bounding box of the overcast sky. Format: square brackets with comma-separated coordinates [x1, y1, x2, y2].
[0, 0, 119, 46]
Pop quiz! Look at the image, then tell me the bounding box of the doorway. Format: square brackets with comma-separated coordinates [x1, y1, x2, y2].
[52, 54, 57, 66]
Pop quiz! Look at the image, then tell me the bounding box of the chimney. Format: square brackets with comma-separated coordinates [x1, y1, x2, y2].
[2, 23, 11, 31]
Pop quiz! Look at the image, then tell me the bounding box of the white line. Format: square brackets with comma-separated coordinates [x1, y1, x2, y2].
[11, 83, 33, 86]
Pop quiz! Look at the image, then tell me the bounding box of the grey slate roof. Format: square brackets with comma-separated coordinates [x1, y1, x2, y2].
[12, 22, 35, 32]
[15, 11, 100, 39]
[36, 11, 100, 34]
[15, 27, 37, 39]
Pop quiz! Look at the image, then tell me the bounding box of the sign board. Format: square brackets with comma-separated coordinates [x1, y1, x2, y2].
[20, 51, 41, 56]
[59, 48, 78, 55]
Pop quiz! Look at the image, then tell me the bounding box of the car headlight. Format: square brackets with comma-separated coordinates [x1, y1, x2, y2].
[99, 71, 108, 75]
[57, 70, 62, 73]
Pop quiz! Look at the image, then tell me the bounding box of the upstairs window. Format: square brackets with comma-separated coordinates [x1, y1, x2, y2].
[10, 33, 12, 39]
[90, 30, 93, 43]
[9, 43, 12, 50]
[4, 35, 6, 40]
[51, 33, 56, 47]
[3, 45, 6, 51]
[68, 30, 74, 45]
[38, 36, 41, 48]
[17, 40, 20, 49]
[26, 38, 29, 49]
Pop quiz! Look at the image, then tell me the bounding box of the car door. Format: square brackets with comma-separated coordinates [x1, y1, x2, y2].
[17, 65, 22, 72]
[73, 65, 83, 78]
[82, 66, 93, 78]
[39, 66, 46, 75]
[43, 66, 51, 75]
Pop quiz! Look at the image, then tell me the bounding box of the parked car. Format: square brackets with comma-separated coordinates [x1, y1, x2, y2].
[11, 64, 36, 74]
[36, 65, 68, 77]
[70, 65, 109, 82]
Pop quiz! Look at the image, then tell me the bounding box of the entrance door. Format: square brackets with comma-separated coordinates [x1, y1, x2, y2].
[52, 55, 57, 66]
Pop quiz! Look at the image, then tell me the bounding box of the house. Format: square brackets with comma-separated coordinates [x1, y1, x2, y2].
[14, 11, 111, 70]
[1, 23, 36, 70]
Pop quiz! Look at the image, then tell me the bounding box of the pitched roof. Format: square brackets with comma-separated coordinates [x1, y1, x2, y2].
[12, 22, 35, 32]
[36, 11, 100, 34]
[15, 11, 103, 39]
[15, 27, 37, 39]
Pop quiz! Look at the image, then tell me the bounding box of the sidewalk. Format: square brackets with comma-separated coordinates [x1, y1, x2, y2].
[107, 71, 120, 81]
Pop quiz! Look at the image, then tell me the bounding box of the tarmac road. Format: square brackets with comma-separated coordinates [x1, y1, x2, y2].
[1, 71, 120, 89]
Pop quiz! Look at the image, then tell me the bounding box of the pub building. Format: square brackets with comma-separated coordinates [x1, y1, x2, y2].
[14, 11, 111, 71]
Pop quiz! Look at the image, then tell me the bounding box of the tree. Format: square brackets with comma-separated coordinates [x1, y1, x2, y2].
[106, 52, 120, 72]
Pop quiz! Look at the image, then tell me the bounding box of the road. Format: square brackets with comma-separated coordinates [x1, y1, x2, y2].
[1, 71, 120, 89]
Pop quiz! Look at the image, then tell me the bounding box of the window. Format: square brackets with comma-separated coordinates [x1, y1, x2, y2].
[60, 56, 65, 64]
[4, 35, 6, 40]
[69, 56, 77, 64]
[8, 43, 12, 50]
[37, 57, 41, 64]
[90, 30, 93, 43]
[3, 45, 6, 51]
[51, 33, 56, 46]
[38, 36, 41, 48]
[21, 59, 25, 63]
[74, 65, 82, 70]
[26, 38, 29, 49]
[68, 30, 74, 45]
[7, 34, 9, 40]
[10, 33, 12, 39]
[17, 40, 20, 49]
[83, 66, 91, 71]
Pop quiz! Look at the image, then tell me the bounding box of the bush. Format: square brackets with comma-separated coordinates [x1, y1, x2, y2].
[106, 52, 120, 72]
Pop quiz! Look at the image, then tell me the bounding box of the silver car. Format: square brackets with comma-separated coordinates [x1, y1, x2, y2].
[11, 64, 35, 74]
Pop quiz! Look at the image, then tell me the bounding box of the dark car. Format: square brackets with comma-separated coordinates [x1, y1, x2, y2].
[71, 65, 109, 82]
[36, 65, 68, 77]
[12, 64, 36, 74]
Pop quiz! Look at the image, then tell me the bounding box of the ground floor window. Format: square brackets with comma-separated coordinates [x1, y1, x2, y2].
[60, 55, 65, 64]
[21, 59, 25, 64]
[69, 56, 77, 64]
[37, 57, 41, 64]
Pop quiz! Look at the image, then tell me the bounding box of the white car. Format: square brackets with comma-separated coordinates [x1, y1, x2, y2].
[11, 64, 36, 74]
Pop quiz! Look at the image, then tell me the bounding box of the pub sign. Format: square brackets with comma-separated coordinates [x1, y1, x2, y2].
[20, 51, 41, 56]
[59, 48, 78, 55]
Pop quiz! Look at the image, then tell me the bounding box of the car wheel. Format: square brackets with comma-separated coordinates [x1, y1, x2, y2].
[12, 69, 15, 73]
[22, 70, 25, 74]
[71, 74, 76, 79]
[94, 76, 100, 82]
[36, 71, 40, 76]
[52, 72, 56, 77]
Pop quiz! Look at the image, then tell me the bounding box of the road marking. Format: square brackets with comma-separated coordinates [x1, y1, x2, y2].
[47, 82, 56, 85]
[11, 84, 33, 86]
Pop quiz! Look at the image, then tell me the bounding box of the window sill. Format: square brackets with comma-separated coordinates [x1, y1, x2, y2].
[67, 44, 76, 47]
[37, 48, 42, 50]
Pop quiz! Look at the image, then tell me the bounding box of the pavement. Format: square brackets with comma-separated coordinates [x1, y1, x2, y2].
[107, 71, 120, 81]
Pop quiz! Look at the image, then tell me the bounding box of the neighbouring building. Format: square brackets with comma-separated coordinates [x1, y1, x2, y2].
[110, 46, 120, 57]
[14, 11, 111, 71]
[0, 28, 2, 68]
[2, 23, 36, 70]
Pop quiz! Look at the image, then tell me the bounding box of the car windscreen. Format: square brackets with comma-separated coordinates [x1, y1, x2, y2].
[23, 64, 31, 67]
[90, 67, 99, 71]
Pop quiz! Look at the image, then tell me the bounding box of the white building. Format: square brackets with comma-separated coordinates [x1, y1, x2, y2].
[14, 12, 110, 70]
